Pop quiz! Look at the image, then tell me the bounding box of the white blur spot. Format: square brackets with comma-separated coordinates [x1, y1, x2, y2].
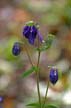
[0, 75, 11, 90]
[55, 59, 70, 72]
[62, 91, 71, 105]
[42, 40, 45, 43]
[35, 82, 61, 100]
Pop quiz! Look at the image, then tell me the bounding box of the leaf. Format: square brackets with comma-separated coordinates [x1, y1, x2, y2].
[37, 34, 55, 52]
[27, 102, 59, 108]
[44, 103, 59, 108]
[21, 66, 39, 78]
[27, 102, 40, 108]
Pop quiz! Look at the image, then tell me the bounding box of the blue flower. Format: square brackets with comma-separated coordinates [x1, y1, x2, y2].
[23, 21, 43, 45]
[12, 42, 21, 56]
[49, 68, 58, 85]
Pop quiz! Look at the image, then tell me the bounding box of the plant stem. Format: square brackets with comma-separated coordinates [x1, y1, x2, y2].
[43, 80, 49, 108]
[24, 44, 33, 67]
[23, 39, 41, 108]
[36, 50, 41, 108]
[36, 36, 41, 108]
[20, 39, 33, 66]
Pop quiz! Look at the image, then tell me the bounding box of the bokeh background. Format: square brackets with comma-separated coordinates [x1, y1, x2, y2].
[0, 0, 71, 108]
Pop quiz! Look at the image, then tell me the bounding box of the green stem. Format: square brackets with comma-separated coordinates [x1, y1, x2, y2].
[43, 80, 49, 108]
[20, 39, 33, 66]
[36, 36, 41, 108]
[23, 39, 41, 108]
[24, 44, 33, 67]
[36, 50, 41, 108]
[25, 46, 41, 108]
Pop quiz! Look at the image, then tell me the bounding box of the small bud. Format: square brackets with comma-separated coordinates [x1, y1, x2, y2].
[49, 68, 58, 85]
[12, 42, 21, 56]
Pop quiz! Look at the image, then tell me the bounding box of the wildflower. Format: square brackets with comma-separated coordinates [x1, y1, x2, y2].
[23, 21, 43, 45]
[12, 42, 21, 56]
[49, 68, 58, 84]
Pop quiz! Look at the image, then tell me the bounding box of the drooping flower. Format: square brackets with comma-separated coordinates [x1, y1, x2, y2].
[12, 42, 21, 56]
[49, 68, 58, 85]
[23, 21, 43, 45]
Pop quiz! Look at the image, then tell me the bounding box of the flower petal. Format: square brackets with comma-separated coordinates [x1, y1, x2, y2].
[28, 33, 35, 45]
[23, 26, 31, 38]
[37, 31, 44, 43]
[30, 26, 37, 38]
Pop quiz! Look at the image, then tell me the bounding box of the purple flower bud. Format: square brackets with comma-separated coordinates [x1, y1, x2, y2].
[49, 68, 58, 85]
[23, 25, 37, 45]
[12, 42, 21, 56]
[23, 22, 44, 45]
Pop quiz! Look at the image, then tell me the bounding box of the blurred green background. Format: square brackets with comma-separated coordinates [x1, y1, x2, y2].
[0, 0, 71, 108]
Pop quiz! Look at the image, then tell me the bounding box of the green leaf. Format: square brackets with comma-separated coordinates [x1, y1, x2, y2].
[44, 103, 59, 108]
[27, 102, 59, 108]
[21, 66, 39, 78]
[37, 34, 55, 52]
[27, 102, 40, 108]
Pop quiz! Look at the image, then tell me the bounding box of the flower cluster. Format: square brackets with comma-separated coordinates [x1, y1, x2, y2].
[12, 21, 43, 56]
[12, 21, 59, 108]
[12, 21, 59, 85]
